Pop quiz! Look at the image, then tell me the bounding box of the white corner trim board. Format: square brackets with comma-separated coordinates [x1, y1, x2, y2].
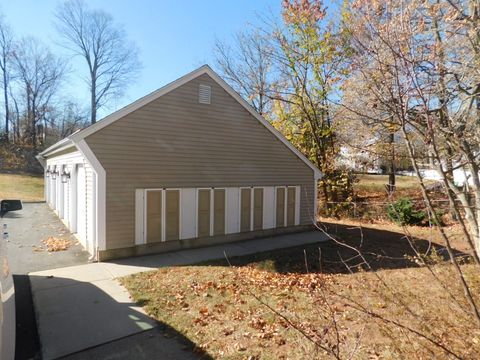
[75, 139, 106, 254]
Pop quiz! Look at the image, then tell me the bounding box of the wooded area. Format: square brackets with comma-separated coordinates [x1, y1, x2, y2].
[0, 0, 139, 152]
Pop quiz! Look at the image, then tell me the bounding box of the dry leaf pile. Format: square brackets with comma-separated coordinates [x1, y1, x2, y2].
[122, 266, 338, 359]
[41, 237, 72, 252]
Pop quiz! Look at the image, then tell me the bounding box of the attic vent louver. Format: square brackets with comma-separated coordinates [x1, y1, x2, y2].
[199, 84, 211, 104]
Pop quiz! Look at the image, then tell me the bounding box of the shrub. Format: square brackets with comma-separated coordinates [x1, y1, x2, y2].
[387, 198, 426, 225]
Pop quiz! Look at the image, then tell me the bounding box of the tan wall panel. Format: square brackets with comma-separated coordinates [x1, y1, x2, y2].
[287, 187, 296, 226]
[276, 188, 285, 227]
[165, 190, 179, 241]
[240, 188, 251, 232]
[197, 189, 211, 237]
[146, 190, 162, 243]
[253, 188, 263, 230]
[213, 189, 225, 236]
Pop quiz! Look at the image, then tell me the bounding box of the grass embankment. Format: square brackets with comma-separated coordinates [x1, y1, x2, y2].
[354, 174, 438, 201]
[122, 223, 479, 359]
[355, 174, 424, 193]
[0, 173, 44, 201]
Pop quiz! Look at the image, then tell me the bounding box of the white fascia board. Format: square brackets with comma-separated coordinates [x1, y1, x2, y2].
[67, 64, 321, 178]
[37, 140, 77, 170]
[39, 138, 74, 157]
[36, 154, 46, 168]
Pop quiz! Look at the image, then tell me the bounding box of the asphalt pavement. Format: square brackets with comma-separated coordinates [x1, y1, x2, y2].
[3, 202, 89, 360]
[3, 202, 90, 275]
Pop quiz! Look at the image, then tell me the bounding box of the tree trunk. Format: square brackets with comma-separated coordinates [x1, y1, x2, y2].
[90, 78, 96, 124]
[476, 213, 480, 259]
[30, 97, 37, 150]
[2, 55, 8, 142]
[11, 95, 19, 143]
[387, 132, 395, 195]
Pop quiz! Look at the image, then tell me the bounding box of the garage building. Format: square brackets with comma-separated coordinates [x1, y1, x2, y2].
[37, 65, 322, 260]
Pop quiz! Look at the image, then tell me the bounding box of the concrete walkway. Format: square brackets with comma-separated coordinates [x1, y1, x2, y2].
[30, 231, 327, 359]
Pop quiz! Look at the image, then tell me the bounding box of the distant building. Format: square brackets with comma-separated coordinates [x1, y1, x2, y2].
[338, 140, 382, 173]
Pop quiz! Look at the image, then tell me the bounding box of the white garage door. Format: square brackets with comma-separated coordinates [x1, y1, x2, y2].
[76, 164, 87, 246]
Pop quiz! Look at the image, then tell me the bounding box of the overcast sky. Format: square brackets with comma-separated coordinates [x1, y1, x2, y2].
[1, 0, 281, 119]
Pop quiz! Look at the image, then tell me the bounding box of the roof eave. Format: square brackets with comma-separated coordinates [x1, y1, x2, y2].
[38, 138, 75, 158]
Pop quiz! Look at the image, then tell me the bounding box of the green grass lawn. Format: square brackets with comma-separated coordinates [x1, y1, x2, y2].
[0, 173, 44, 201]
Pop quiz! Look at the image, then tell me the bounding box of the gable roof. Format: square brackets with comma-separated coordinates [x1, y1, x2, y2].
[39, 65, 322, 178]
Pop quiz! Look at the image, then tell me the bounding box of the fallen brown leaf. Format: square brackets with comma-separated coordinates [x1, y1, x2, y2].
[41, 237, 72, 252]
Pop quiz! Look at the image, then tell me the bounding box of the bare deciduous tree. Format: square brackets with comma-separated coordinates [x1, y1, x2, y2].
[214, 30, 273, 115]
[12, 37, 66, 149]
[0, 14, 13, 141]
[56, 101, 88, 138]
[54, 0, 141, 124]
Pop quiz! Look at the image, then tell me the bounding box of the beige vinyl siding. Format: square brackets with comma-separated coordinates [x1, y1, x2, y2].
[86, 73, 315, 250]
